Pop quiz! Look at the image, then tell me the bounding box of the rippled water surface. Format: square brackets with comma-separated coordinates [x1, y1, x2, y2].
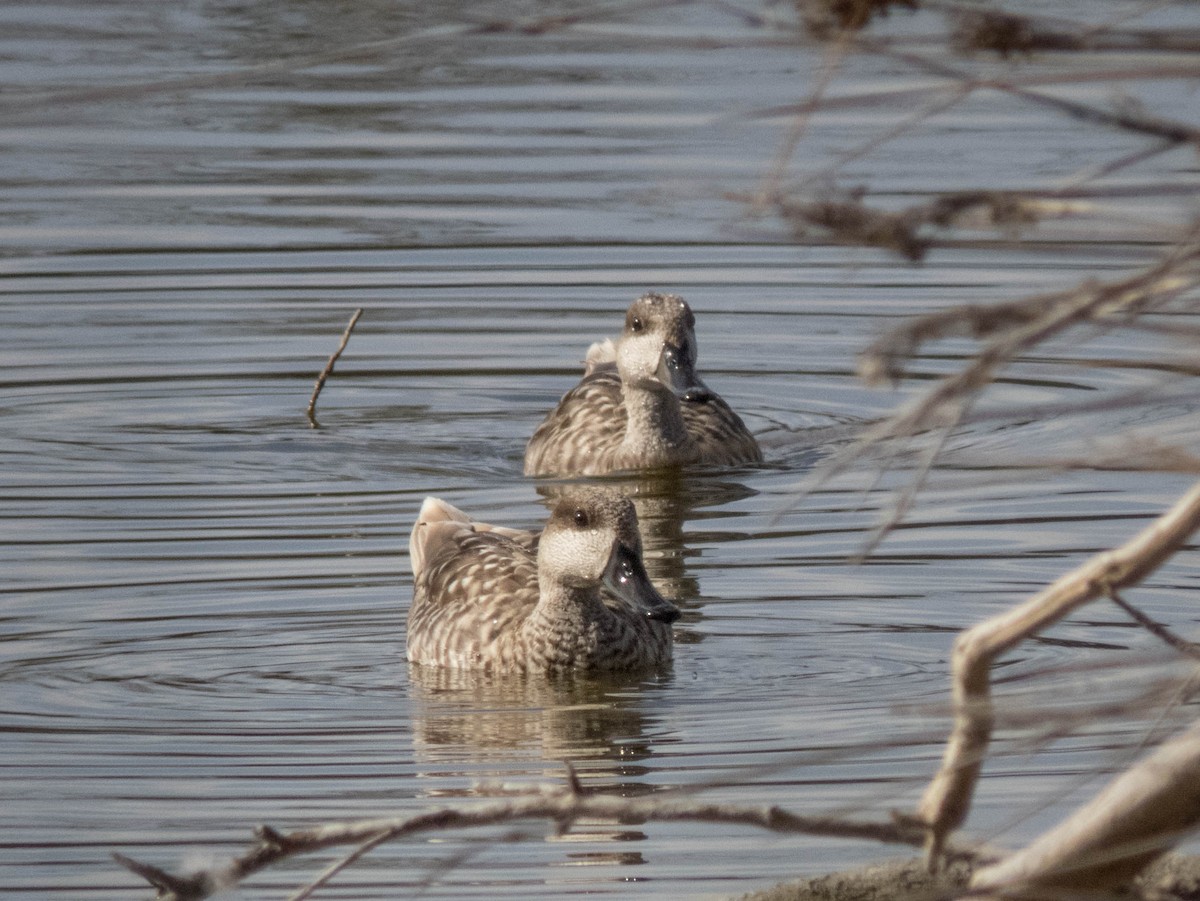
[5, 2, 1200, 898]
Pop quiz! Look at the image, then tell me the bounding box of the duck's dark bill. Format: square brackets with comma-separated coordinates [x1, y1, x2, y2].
[659, 342, 711, 401]
[603, 542, 681, 624]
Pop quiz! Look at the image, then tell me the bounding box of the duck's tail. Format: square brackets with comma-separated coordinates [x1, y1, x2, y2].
[409, 496, 472, 577]
[583, 338, 617, 376]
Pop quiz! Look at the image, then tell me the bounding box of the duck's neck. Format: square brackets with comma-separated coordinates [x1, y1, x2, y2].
[519, 576, 613, 666]
[527, 577, 609, 633]
[620, 382, 692, 465]
[517, 570, 670, 671]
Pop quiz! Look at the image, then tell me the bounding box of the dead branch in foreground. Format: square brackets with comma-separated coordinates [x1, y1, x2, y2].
[770, 8, 1200, 883]
[914, 477, 1200, 870]
[114, 775, 973, 900]
[969, 721, 1200, 899]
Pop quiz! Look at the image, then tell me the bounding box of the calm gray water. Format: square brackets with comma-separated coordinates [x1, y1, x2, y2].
[5, 2, 1200, 898]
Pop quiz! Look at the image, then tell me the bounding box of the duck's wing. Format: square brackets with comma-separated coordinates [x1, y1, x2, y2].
[471, 521, 539, 551]
[680, 392, 762, 465]
[524, 369, 625, 476]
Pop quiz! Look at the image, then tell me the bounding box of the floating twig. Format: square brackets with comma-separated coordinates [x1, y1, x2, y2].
[306, 308, 364, 429]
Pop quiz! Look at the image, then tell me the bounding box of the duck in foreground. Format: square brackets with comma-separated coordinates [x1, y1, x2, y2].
[524, 292, 761, 477]
[406, 488, 679, 672]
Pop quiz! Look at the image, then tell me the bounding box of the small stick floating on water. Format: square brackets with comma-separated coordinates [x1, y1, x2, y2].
[306, 308, 364, 428]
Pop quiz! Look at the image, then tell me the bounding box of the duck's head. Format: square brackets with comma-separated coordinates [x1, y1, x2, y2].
[540, 488, 680, 624]
[616, 293, 712, 402]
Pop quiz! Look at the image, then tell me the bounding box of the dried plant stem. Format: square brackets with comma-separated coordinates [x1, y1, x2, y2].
[115, 777, 970, 901]
[859, 231, 1200, 386]
[875, 39, 1200, 147]
[306, 308, 364, 428]
[774, 234, 1200, 537]
[915, 478, 1200, 867]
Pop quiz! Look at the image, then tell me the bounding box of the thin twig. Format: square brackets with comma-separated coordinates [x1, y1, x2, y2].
[751, 29, 852, 212]
[860, 28, 1200, 147]
[1107, 587, 1200, 661]
[306, 309, 364, 429]
[773, 232, 1200, 533]
[111, 853, 212, 901]
[288, 828, 392, 901]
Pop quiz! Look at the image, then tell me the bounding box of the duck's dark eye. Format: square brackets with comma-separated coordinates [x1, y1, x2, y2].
[628, 316, 643, 334]
[573, 508, 590, 528]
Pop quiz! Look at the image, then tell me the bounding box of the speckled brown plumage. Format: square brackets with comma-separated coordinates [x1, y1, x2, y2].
[406, 489, 678, 673]
[524, 292, 761, 476]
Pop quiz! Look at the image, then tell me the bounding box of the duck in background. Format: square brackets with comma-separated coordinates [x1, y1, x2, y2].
[524, 292, 761, 476]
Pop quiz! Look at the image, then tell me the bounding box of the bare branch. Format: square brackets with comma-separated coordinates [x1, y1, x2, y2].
[774, 193, 931, 262]
[1107, 588, 1200, 661]
[949, 7, 1084, 56]
[860, 233, 1200, 385]
[751, 29, 852, 213]
[773, 233, 1200, 539]
[876, 39, 1200, 148]
[112, 853, 214, 901]
[798, 0, 919, 38]
[288, 828, 392, 901]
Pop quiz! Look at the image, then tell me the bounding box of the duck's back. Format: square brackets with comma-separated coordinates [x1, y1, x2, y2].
[407, 515, 540, 668]
[524, 369, 626, 476]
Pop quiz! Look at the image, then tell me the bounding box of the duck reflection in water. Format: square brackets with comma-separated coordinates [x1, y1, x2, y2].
[524, 292, 761, 477]
[407, 665, 666, 768]
[406, 665, 667, 866]
[406, 487, 678, 673]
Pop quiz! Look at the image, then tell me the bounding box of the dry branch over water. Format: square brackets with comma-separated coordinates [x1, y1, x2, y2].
[775, 1, 1200, 895]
